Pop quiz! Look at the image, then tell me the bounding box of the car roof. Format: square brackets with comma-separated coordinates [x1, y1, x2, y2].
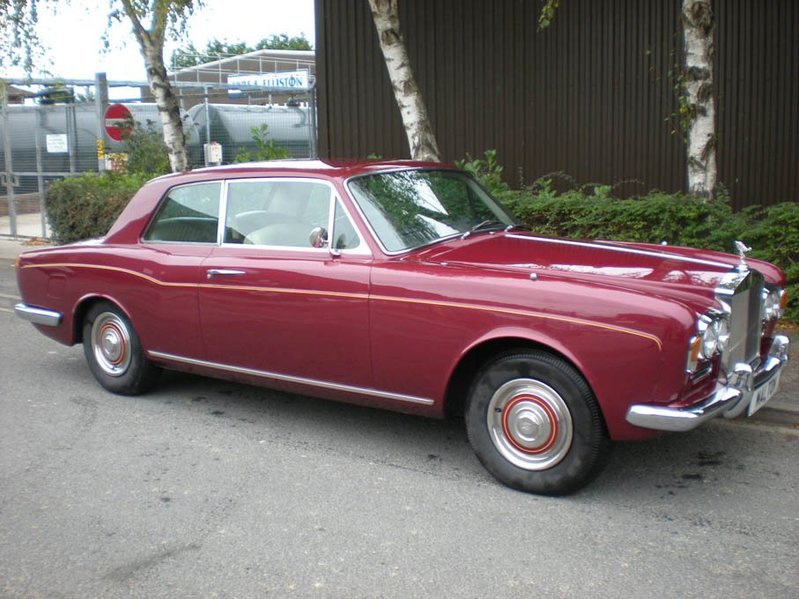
[151, 159, 459, 184]
[102, 158, 462, 245]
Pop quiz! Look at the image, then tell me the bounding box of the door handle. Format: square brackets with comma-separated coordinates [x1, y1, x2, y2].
[206, 269, 246, 280]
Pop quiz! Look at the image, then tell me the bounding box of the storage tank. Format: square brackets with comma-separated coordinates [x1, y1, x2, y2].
[187, 103, 314, 163]
[1, 101, 314, 194]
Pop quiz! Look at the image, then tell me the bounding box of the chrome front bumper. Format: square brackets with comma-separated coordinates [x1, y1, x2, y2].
[626, 335, 790, 432]
[14, 302, 63, 327]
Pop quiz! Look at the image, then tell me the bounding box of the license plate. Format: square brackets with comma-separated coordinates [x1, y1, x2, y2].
[747, 370, 782, 416]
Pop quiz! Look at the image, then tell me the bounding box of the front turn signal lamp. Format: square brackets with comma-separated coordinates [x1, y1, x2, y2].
[686, 335, 702, 373]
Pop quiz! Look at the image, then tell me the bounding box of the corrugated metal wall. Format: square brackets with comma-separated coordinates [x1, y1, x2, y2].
[316, 0, 798, 209]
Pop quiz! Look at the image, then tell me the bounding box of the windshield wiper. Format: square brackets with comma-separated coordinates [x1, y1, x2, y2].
[504, 223, 530, 233]
[461, 219, 506, 239]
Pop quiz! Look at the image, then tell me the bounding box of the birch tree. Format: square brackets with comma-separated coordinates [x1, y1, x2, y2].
[0, 0, 198, 173]
[539, 0, 718, 198]
[115, 0, 196, 172]
[367, 0, 441, 162]
[680, 0, 716, 198]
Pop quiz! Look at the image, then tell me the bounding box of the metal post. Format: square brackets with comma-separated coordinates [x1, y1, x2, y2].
[204, 92, 211, 146]
[308, 84, 318, 159]
[1, 83, 18, 237]
[95, 72, 108, 172]
[34, 107, 47, 238]
[66, 104, 77, 174]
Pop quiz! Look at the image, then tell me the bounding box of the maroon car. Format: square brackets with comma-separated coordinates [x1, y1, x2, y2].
[15, 160, 790, 495]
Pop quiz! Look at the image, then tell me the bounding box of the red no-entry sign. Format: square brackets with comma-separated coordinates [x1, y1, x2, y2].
[104, 104, 134, 141]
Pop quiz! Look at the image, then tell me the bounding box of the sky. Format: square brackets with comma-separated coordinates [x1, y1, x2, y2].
[4, 0, 315, 85]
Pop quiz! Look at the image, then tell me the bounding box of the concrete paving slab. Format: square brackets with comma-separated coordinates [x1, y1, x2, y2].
[0, 211, 51, 239]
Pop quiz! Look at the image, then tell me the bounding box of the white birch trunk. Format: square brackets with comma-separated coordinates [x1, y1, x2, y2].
[682, 0, 717, 198]
[121, 0, 188, 173]
[141, 40, 188, 172]
[368, 0, 441, 162]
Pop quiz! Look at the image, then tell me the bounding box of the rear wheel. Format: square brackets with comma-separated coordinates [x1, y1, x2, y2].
[82, 302, 160, 395]
[465, 350, 610, 495]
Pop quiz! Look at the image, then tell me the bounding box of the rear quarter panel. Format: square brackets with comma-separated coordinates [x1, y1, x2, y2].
[17, 243, 211, 361]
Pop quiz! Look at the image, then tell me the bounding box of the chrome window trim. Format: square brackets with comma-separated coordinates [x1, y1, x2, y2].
[141, 180, 224, 245]
[218, 178, 231, 245]
[148, 350, 434, 406]
[218, 177, 372, 257]
[330, 196, 371, 256]
[141, 239, 219, 246]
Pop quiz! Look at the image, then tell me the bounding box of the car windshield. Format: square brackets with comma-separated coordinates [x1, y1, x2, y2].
[347, 169, 516, 253]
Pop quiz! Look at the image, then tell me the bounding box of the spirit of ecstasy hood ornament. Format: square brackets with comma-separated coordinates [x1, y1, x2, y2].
[734, 240, 752, 272]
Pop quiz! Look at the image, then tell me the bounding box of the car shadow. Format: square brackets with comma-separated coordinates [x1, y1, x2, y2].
[141, 369, 797, 504]
[45, 346, 792, 503]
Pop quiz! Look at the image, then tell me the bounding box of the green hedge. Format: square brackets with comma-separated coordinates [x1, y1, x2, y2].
[45, 172, 149, 244]
[498, 185, 798, 323]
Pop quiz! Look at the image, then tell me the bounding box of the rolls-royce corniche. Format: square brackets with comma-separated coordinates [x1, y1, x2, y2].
[15, 160, 790, 495]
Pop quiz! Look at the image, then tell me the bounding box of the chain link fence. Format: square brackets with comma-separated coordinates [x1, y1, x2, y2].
[1, 76, 317, 238]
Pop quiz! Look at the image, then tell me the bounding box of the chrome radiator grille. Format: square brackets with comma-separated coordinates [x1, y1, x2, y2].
[715, 269, 765, 370]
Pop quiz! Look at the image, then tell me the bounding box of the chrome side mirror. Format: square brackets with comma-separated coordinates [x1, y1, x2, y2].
[309, 226, 328, 248]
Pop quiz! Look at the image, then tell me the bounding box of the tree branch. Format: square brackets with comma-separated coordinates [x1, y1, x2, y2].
[119, 0, 149, 48]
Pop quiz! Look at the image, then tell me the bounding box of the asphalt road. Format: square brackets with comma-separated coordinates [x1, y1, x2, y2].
[1, 259, 797, 598]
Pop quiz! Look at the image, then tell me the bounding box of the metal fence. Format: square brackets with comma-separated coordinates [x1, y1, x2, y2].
[1, 76, 318, 238]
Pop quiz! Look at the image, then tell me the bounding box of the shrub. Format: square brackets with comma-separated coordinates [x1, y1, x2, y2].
[455, 149, 509, 196]
[121, 122, 171, 177]
[234, 124, 290, 162]
[738, 202, 799, 323]
[46, 172, 149, 244]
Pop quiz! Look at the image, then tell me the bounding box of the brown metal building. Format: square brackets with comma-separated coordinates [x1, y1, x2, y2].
[315, 0, 798, 209]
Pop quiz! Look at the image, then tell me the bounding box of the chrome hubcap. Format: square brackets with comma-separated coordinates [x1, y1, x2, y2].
[487, 378, 573, 470]
[91, 312, 131, 377]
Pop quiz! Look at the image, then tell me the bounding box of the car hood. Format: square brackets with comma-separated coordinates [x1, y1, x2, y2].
[414, 231, 781, 306]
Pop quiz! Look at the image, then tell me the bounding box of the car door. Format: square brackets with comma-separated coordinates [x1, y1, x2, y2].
[198, 178, 373, 389]
[136, 180, 221, 360]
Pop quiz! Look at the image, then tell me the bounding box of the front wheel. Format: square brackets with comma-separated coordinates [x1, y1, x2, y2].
[465, 351, 610, 495]
[82, 301, 160, 395]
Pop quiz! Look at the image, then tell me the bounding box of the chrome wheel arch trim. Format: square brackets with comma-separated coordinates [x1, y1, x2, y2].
[147, 351, 435, 406]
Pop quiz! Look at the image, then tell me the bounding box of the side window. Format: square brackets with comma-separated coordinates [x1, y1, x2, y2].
[332, 200, 361, 250]
[225, 180, 331, 248]
[143, 182, 221, 243]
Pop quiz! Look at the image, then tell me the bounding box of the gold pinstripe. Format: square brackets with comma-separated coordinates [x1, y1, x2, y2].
[20, 262, 663, 350]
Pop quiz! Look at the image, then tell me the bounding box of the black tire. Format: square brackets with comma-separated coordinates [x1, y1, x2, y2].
[465, 350, 610, 496]
[82, 301, 160, 395]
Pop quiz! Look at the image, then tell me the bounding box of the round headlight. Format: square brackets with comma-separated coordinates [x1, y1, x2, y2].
[714, 317, 729, 353]
[700, 315, 729, 359]
[763, 289, 784, 321]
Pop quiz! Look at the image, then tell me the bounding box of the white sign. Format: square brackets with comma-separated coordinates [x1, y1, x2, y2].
[204, 142, 223, 166]
[229, 69, 310, 90]
[46, 134, 69, 153]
